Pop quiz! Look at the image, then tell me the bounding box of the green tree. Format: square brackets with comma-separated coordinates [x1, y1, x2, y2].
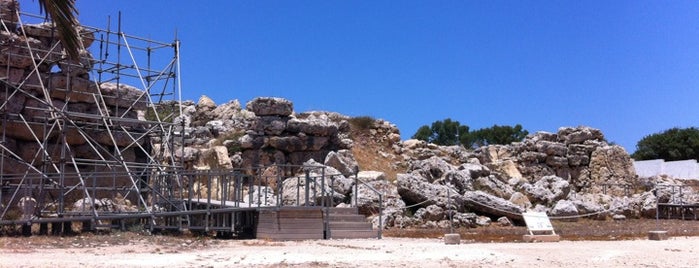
[412, 125, 432, 141]
[470, 124, 529, 147]
[631, 127, 699, 161]
[38, 0, 81, 60]
[411, 118, 470, 146]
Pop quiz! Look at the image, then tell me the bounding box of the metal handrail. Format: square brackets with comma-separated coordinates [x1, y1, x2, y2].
[352, 168, 384, 239]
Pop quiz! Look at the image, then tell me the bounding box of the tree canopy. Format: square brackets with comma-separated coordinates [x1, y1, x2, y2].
[411, 119, 528, 148]
[631, 127, 699, 161]
[411, 118, 469, 146]
[470, 124, 529, 147]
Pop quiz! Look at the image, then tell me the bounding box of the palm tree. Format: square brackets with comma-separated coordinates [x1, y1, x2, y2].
[37, 0, 80, 61]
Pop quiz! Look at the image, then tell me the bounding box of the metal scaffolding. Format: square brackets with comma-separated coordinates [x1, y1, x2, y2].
[0, 9, 184, 232]
[0, 8, 381, 239]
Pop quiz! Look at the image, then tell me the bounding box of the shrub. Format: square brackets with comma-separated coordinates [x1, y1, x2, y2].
[212, 131, 245, 153]
[349, 116, 376, 131]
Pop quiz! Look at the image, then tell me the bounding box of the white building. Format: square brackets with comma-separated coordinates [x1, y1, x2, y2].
[633, 159, 699, 179]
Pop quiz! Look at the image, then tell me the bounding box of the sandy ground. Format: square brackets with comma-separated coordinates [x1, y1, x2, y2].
[1, 235, 698, 268]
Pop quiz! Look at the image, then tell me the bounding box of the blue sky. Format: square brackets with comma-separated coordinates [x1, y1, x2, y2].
[22, 1, 699, 153]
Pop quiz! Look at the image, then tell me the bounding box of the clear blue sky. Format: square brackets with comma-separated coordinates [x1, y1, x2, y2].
[23, 1, 699, 153]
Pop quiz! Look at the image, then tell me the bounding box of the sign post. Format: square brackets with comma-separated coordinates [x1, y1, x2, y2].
[522, 211, 560, 242]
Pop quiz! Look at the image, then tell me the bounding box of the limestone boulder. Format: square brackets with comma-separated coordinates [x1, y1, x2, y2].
[396, 173, 464, 210]
[0, 32, 44, 68]
[536, 140, 568, 156]
[246, 97, 293, 116]
[353, 179, 405, 216]
[473, 175, 514, 200]
[190, 147, 233, 169]
[567, 192, 606, 218]
[280, 174, 345, 206]
[475, 216, 492, 226]
[251, 116, 288, 136]
[99, 82, 147, 110]
[408, 156, 457, 183]
[286, 116, 339, 137]
[584, 145, 637, 195]
[508, 192, 532, 209]
[638, 191, 658, 218]
[244, 186, 277, 206]
[324, 149, 358, 177]
[487, 159, 522, 179]
[439, 169, 474, 193]
[0, 0, 18, 29]
[190, 95, 217, 126]
[550, 199, 579, 219]
[357, 171, 386, 182]
[557, 126, 605, 145]
[420, 205, 445, 221]
[462, 191, 523, 220]
[303, 160, 354, 196]
[522, 175, 570, 206]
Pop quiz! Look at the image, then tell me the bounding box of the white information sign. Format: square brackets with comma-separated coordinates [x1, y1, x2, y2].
[522, 211, 555, 233]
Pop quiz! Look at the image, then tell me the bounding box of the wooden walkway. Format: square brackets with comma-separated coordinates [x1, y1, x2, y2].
[657, 203, 699, 220]
[186, 199, 378, 240]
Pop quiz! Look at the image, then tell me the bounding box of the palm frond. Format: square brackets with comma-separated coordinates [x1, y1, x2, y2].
[37, 0, 80, 61]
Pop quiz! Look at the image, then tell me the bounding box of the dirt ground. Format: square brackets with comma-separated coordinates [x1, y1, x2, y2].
[1, 219, 698, 267]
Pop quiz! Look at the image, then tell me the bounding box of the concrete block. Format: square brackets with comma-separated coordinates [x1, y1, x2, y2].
[648, 231, 669, 241]
[523, 234, 560, 242]
[444, 233, 461, 245]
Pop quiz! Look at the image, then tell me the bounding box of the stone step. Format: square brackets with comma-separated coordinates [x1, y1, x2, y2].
[325, 207, 359, 214]
[328, 221, 373, 230]
[326, 214, 367, 222]
[328, 229, 379, 239]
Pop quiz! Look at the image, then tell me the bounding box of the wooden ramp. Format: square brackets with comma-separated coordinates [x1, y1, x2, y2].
[256, 207, 378, 240]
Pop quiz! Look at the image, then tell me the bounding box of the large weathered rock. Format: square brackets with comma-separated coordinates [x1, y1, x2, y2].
[324, 149, 358, 177]
[244, 186, 277, 206]
[72, 196, 137, 213]
[473, 175, 514, 200]
[396, 173, 464, 210]
[557, 126, 605, 145]
[462, 191, 523, 220]
[286, 116, 339, 137]
[246, 97, 293, 116]
[280, 174, 345, 206]
[0, 0, 19, 30]
[416, 205, 445, 221]
[550, 199, 579, 219]
[522, 175, 570, 206]
[191, 146, 233, 169]
[408, 156, 457, 183]
[99, 82, 148, 110]
[487, 159, 522, 179]
[584, 145, 638, 195]
[190, 95, 217, 126]
[353, 179, 405, 216]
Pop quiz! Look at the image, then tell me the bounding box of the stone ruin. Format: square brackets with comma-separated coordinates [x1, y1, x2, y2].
[0, 1, 179, 219]
[2, 0, 697, 231]
[0, 1, 149, 177]
[171, 94, 699, 229]
[174, 96, 353, 173]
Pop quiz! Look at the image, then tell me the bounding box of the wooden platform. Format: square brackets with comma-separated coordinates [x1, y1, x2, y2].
[657, 203, 699, 220]
[256, 207, 378, 240]
[257, 208, 325, 240]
